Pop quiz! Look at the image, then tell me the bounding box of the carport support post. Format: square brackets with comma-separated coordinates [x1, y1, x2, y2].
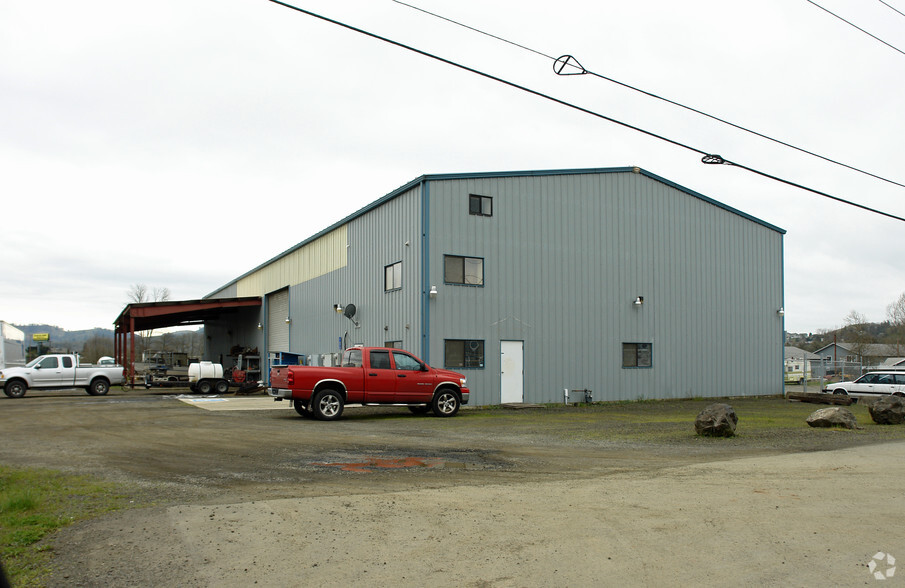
[130, 317, 136, 389]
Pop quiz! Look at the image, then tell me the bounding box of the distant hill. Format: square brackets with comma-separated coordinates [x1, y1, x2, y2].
[14, 324, 114, 352]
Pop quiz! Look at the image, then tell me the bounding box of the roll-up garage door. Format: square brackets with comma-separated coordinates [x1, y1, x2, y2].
[267, 288, 290, 352]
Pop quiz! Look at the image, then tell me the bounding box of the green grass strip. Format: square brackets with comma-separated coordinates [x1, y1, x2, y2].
[0, 466, 129, 587]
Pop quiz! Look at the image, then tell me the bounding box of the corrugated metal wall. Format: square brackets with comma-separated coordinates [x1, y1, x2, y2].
[282, 186, 425, 357]
[237, 226, 347, 298]
[426, 171, 784, 405]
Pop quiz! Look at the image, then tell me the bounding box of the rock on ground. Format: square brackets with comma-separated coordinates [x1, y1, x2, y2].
[695, 403, 738, 437]
[806, 407, 858, 429]
[868, 395, 905, 425]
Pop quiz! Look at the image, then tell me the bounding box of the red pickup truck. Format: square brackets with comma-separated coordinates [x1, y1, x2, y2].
[269, 346, 470, 420]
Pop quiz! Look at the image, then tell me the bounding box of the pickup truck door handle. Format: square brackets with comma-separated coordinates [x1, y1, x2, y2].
[368, 373, 377, 376]
[397, 374, 406, 378]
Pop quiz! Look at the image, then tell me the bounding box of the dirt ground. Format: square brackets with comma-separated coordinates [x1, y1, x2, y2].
[2, 389, 904, 587]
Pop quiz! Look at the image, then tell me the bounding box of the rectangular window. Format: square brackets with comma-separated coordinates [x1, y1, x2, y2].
[62, 356, 73, 368]
[622, 343, 652, 368]
[444, 255, 484, 286]
[469, 194, 493, 216]
[444, 339, 485, 368]
[369, 350, 392, 369]
[384, 340, 403, 349]
[384, 261, 402, 291]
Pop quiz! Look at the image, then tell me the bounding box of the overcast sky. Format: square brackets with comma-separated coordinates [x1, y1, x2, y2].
[2, 0, 904, 333]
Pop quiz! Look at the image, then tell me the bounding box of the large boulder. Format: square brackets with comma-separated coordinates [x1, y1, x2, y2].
[806, 407, 858, 429]
[868, 395, 905, 425]
[694, 403, 738, 437]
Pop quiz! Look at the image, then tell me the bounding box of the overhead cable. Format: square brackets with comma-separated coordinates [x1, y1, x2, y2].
[878, 0, 905, 19]
[393, 0, 905, 191]
[265, 0, 905, 224]
[804, 0, 905, 56]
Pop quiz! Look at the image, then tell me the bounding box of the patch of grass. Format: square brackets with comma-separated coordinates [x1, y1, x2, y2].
[0, 466, 130, 587]
[457, 396, 905, 450]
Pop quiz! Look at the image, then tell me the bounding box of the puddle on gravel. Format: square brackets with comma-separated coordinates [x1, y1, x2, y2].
[312, 457, 445, 473]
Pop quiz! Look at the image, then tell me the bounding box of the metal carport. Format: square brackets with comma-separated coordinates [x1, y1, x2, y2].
[113, 297, 262, 388]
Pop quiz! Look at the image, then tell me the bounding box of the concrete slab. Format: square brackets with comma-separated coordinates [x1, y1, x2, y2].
[174, 395, 283, 411]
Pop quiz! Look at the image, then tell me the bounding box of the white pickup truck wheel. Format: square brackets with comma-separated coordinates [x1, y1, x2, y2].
[4, 380, 27, 398]
[87, 378, 110, 396]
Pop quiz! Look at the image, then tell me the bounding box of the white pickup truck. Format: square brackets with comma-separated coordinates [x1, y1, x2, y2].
[0, 354, 125, 398]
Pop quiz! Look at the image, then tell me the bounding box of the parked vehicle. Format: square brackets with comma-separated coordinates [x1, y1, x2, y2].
[822, 371, 905, 401]
[0, 354, 125, 398]
[269, 346, 469, 420]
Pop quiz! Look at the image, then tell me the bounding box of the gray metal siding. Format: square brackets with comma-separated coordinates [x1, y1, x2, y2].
[426, 171, 783, 405]
[283, 186, 425, 357]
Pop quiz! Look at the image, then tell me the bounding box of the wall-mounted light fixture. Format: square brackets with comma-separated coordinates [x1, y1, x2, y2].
[777, 307, 785, 316]
[256, 323, 263, 330]
[429, 285, 438, 299]
[633, 296, 644, 306]
[285, 317, 291, 324]
[333, 304, 343, 313]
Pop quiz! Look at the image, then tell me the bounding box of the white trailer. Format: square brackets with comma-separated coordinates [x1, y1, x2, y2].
[0, 321, 26, 370]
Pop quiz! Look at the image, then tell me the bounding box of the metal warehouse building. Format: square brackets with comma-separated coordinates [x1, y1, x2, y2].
[203, 166, 786, 406]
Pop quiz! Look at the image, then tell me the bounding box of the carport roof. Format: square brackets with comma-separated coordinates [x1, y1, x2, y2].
[114, 297, 261, 333]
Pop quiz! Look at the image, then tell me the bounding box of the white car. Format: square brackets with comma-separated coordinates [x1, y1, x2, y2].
[823, 371, 905, 401]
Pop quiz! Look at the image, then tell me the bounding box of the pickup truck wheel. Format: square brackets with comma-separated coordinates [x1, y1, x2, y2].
[408, 405, 431, 415]
[293, 399, 312, 418]
[197, 380, 213, 395]
[214, 380, 229, 394]
[87, 378, 110, 396]
[4, 380, 27, 398]
[432, 389, 460, 417]
[313, 389, 344, 421]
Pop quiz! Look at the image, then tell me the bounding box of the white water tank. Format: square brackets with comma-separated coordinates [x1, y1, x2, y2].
[188, 361, 224, 382]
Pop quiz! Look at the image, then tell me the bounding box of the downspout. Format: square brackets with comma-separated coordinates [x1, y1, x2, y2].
[420, 179, 431, 364]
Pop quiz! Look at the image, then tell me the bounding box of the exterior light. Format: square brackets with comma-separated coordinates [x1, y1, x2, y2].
[777, 308, 785, 316]
[285, 317, 291, 324]
[429, 285, 438, 299]
[633, 296, 644, 306]
[333, 304, 343, 313]
[256, 323, 263, 330]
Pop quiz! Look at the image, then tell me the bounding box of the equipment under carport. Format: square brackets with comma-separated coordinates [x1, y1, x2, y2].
[188, 361, 230, 394]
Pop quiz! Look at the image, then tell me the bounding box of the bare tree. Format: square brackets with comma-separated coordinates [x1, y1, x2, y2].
[887, 292, 905, 349]
[126, 284, 172, 358]
[81, 333, 114, 362]
[843, 310, 872, 361]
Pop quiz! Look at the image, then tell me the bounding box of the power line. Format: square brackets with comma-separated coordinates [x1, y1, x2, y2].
[393, 0, 905, 191]
[878, 0, 905, 19]
[265, 0, 905, 224]
[804, 0, 905, 56]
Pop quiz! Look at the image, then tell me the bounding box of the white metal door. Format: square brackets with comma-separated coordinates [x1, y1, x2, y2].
[500, 340, 524, 404]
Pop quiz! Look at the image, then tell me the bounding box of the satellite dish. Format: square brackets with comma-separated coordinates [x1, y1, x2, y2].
[343, 304, 357, 319]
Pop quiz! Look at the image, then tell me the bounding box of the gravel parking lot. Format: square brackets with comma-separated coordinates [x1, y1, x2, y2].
[2, 389, 904, 586]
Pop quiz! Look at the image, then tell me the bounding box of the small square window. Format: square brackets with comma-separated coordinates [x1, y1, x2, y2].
[444, 339, 484, 368]
[444, 255, 484, 286]
[384, 261, 402, 291]
[622, 343, 652, 368]
[469, 194, 493, 216]
[385, 340, 403, 349]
